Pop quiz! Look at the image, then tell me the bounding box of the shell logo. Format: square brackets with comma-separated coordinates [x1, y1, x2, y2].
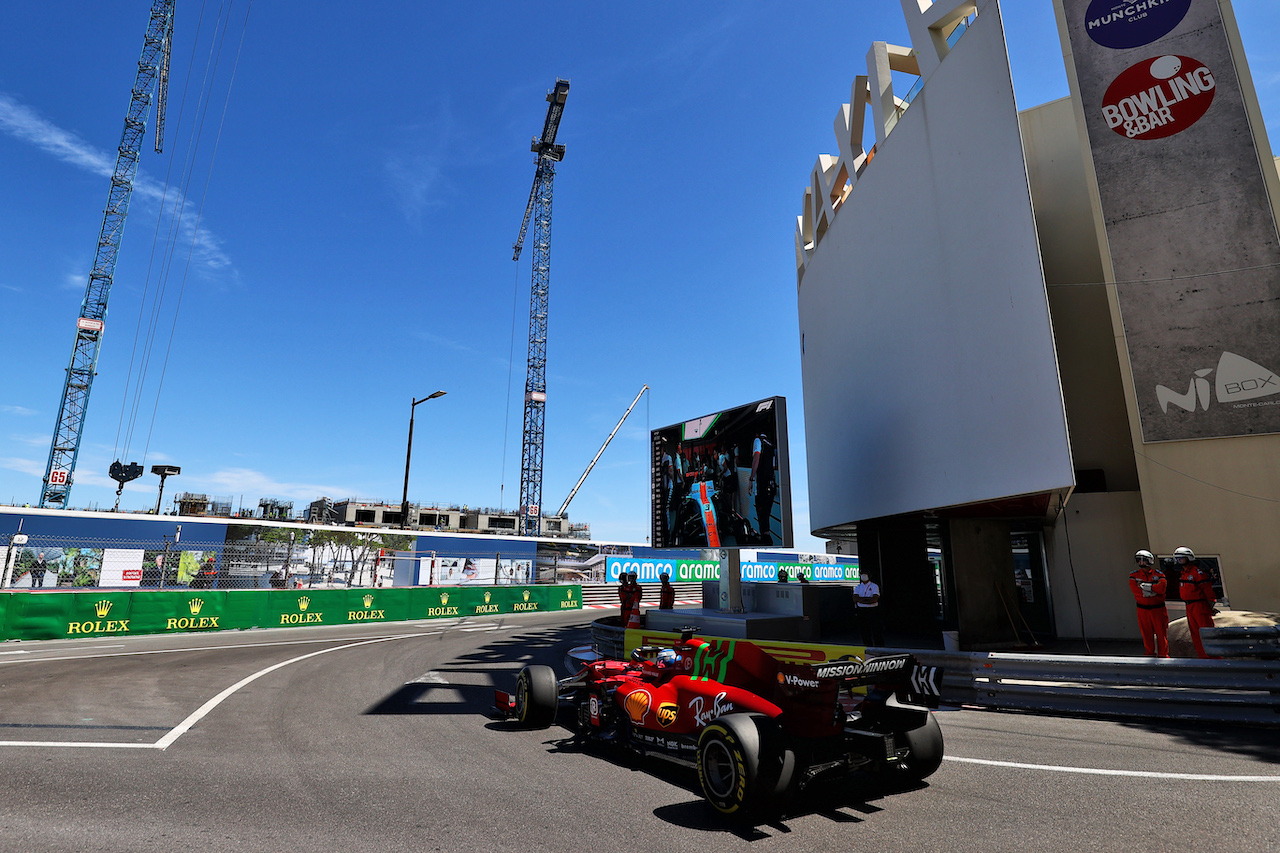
[624, 690, 652, 724]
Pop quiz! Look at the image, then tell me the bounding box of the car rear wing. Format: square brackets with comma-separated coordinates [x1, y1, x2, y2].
[810, 654, 944, 708]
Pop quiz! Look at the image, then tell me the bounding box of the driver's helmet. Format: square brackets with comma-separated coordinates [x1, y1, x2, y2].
[655, 648, 680, 669]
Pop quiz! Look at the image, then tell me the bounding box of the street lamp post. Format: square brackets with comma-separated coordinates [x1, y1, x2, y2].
[401, 391, 446, 528]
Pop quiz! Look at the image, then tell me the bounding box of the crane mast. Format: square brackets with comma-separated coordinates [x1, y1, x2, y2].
[39, 0, 175, 509]
[513, 78, 569, 536]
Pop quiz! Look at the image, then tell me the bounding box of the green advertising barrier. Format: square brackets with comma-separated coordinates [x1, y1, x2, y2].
[265, 589, 349, 628]
[0, 584, 584, 641]
[222, 590, 268, 630]
[342, 587, 412, 625]
[129, 591, 231, 634]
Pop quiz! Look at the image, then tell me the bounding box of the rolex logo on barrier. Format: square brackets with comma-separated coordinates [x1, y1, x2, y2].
[514, 588, 539, 612]
[474, 587, 500, 615]
[281, 595, 322, 625]
[68, 599, 130, 635]
[168, 598, 219, 631]
[349, 592, 385, 622]
[560, 587, 578, 609]
[428, 590, 459, 618]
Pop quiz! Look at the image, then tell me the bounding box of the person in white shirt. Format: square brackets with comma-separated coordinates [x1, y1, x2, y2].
[853, 572, 884, 647]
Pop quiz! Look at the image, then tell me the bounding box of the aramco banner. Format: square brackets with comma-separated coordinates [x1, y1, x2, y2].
[604, 557, 859, 583]
[1057, 0, 1280, 441]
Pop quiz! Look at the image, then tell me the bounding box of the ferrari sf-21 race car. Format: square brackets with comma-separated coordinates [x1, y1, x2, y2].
[494, 631, 945, 817]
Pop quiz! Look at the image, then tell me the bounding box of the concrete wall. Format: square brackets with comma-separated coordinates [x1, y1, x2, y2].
[1044, 491, 1148, 639]
[1021, 98, 1139, 494]
[797, 1, 1073, 534]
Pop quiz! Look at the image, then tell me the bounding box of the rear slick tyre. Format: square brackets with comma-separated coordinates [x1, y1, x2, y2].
[514, 665, 558, 729]
[697, 713, 786, 819]
[888, 712, 944, 783]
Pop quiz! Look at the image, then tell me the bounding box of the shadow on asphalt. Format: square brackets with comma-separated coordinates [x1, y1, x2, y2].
[361, 622, 590, 717]
[1116, 718, 1280, 764]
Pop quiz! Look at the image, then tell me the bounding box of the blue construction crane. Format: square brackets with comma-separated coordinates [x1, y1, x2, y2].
[512, 78, 569, 536]
[39, 0, 175, 509]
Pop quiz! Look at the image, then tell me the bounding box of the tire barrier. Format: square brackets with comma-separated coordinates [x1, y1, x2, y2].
[0, 584, 582, 642]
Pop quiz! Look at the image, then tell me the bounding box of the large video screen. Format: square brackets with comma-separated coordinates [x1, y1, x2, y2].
[650, 396, 792, 549]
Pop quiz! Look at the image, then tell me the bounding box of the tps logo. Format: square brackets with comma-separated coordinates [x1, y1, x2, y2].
[1102, 55, 1215, 140]
[1084, 0, 1192, 50]
[1157, 352, 1280, 413]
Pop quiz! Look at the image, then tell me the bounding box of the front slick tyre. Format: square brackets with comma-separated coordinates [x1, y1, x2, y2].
[697, 713, 787, 820]
[514, 665, 558, 729]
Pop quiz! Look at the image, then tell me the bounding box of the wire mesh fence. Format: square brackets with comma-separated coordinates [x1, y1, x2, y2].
[2, 535, 535, 591]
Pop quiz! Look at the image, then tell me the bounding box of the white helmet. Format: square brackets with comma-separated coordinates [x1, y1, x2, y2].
[1173, 546, 1195, 561]
[1134, 549, 1155, 566]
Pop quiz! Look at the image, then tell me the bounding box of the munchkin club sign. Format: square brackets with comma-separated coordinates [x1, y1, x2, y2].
[1084, 0, 1192, 50]
[1059, 0, 1280, 442]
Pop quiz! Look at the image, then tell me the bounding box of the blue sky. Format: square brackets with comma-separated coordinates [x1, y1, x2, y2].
[2, 1, 1278, 548]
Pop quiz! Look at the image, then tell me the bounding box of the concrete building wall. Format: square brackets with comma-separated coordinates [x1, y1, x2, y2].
[797, 1, 1073, 534]
[1044, 491, 1148, 639]
[1020, 98, 1140, 494]
[1052, 0, 1280, 612]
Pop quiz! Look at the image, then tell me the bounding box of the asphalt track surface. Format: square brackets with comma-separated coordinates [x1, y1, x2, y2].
[0, 609, 1277, 853]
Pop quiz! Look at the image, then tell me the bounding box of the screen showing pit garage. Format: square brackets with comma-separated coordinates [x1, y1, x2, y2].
[650, 396, 792, 549]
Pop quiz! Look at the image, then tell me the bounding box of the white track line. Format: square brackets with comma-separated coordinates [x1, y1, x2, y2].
[945, 755, 1280, 782]
[1, 632, 432, 751]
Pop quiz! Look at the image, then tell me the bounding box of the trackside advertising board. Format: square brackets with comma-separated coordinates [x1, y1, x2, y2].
[1057, 0, 1280, 441]
[0, 585, 581, 641]
[605, 557, 859, 583]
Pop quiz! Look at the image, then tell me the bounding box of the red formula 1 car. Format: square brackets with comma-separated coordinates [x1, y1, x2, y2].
[494, 630, 944, 818]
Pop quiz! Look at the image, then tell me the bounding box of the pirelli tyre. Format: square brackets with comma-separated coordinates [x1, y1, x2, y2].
[696, 713, 792, 818]
[514, 665, 558, 729]
[885, 712, 944, 784]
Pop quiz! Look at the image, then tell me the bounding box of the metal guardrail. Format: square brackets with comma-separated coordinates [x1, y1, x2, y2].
[890, 648, 1280, 726]
[1202, 626, 1280, 659]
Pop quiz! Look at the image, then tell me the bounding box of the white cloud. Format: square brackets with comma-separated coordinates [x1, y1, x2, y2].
[2, 406, 37, 416]
[196, 467, 352, 504]
[0, 92, 232, 275]
[0, 457, 44, 477]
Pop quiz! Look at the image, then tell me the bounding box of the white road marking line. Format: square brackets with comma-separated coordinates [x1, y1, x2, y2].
[459, 626, 499, 632]
[945, 755, 1280, 782]
[0, 740, 158, 749]
[0, 650, 30, 656]
[414, 671, 449, 684]
[0, 632, 434, 666]
[1, 632, 432, 751]
[153, 633, 430, 750]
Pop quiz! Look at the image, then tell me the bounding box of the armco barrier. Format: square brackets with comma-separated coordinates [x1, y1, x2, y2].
[895, 648, 1280, 726]
[0, 585, 582, 642]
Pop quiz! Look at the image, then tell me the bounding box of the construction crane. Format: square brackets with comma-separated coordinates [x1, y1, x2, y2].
[512, 78, 569, 536]
[39, 0, 175, 509]
[556, 385, 648, 518]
